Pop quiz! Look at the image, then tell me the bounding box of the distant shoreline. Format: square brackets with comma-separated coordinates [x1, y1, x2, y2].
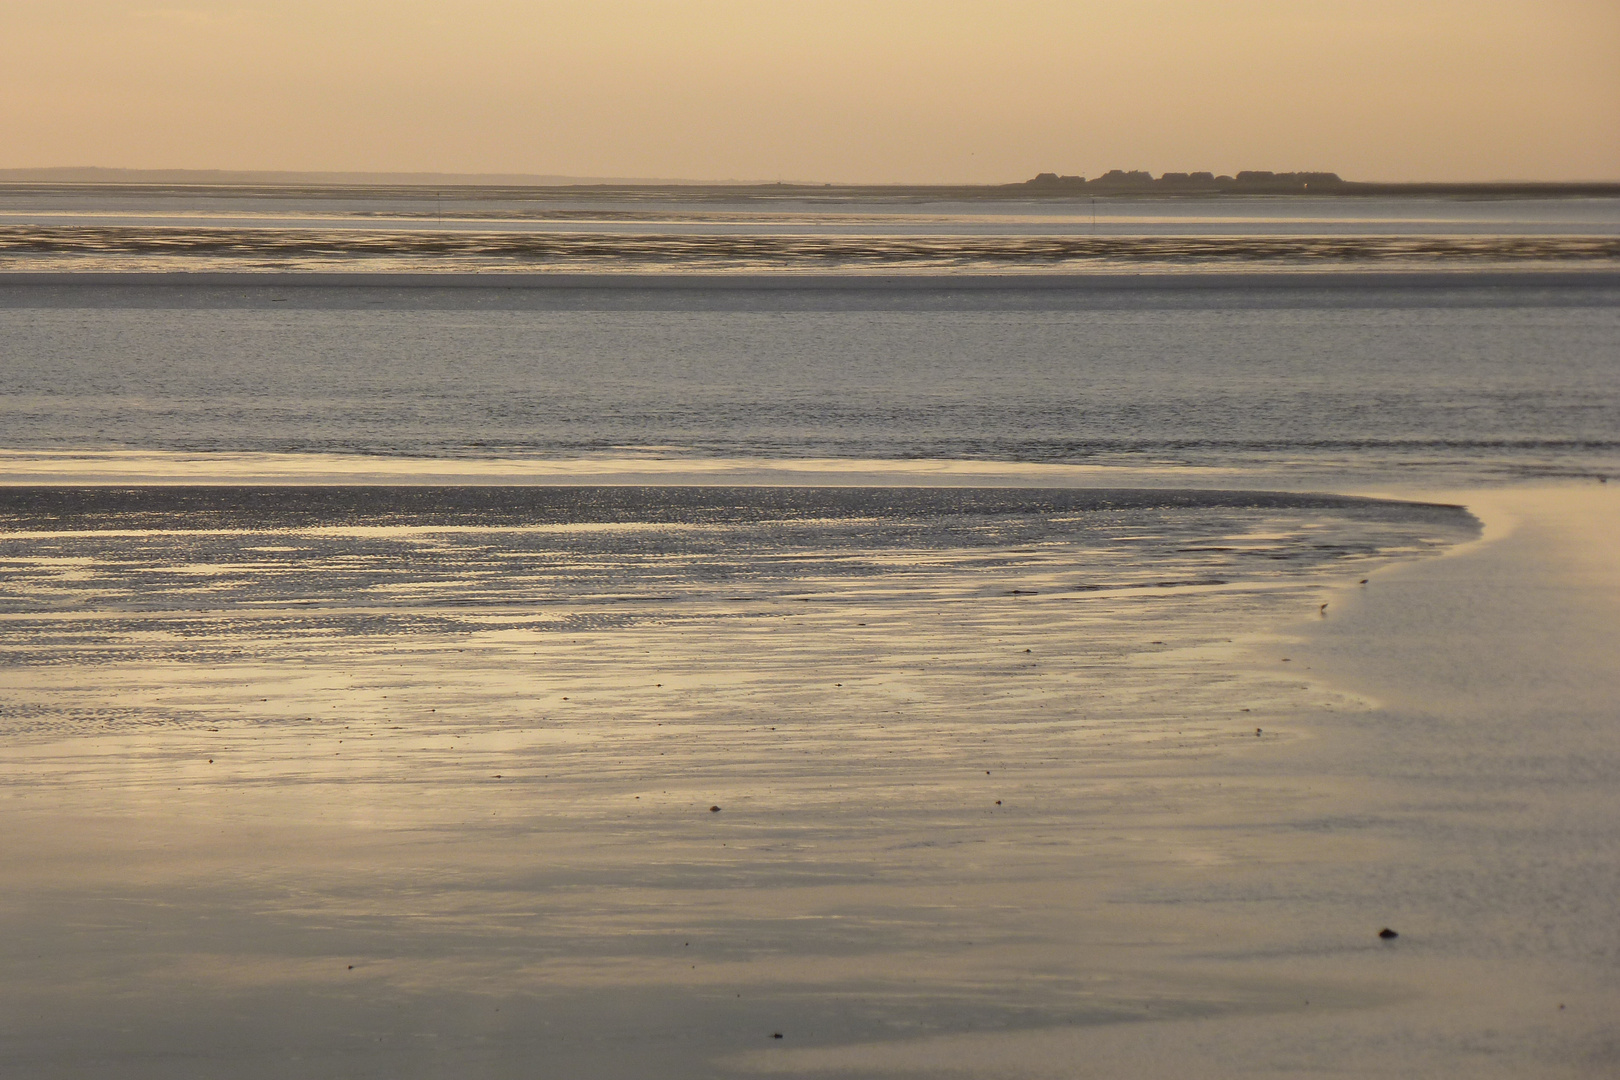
[1, 172, 1618, 201]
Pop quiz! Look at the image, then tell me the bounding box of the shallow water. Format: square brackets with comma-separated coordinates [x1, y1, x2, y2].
[0, 485, 1469, 675]
[2, 276, 1617, 484]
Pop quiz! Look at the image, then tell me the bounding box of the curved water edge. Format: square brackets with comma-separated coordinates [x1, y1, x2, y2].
[0, 480, 1507, 1076]
[0, 482, 1478, 719]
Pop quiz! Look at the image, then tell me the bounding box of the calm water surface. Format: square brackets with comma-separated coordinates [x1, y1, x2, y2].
[2, 276, 1616, 483]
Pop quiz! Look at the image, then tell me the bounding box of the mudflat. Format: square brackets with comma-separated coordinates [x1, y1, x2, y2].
[0, 483, 1611, 1077]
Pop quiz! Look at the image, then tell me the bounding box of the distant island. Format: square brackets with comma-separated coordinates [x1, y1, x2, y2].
[1026, 169, 1344, 192]
[0, 166, 1615, 200]
[1018, 170, 1620, 197]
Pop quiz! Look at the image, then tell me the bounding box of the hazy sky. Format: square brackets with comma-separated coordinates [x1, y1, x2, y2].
[4, 0, 1617, 183]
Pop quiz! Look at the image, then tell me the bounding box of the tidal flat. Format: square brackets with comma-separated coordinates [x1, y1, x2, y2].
[1, 481, 1614, 1077]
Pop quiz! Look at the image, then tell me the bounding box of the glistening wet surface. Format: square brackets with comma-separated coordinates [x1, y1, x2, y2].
[3, 187, 1616, 272]
[0, 486, 1477, 1077]
[5, 226, 1618, 272]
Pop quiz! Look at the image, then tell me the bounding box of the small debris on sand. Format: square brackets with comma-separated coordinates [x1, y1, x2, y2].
[1379, 928, 1399, 939]
[709, 805, 721, 812]
[772, 1032, 784, 1039]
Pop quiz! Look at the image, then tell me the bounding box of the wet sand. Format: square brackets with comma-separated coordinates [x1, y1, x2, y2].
[732, 482, 1620, 1078]
[0, 483, 1613, 1077]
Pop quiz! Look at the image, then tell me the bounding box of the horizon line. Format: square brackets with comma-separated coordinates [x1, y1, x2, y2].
[5, 166, 1620, 189]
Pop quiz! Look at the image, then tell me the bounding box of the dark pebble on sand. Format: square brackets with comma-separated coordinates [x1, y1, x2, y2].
[710, 805, 721, 812]
[773, 1033, 783, 1039]
[1379, 928, 1399, 939]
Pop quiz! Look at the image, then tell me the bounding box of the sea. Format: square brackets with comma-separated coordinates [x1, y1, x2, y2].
[0, 185, 1617, 1078]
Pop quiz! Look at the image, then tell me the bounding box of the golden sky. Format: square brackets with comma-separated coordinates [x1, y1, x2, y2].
[4, 0, 1617, 182]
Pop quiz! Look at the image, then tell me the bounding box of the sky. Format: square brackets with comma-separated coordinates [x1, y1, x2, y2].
[3, 0, 1617, 184]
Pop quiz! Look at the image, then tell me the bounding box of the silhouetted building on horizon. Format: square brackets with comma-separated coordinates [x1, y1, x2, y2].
[1027, 172, 1087, 188]
[1090, 169, 1156, 188]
